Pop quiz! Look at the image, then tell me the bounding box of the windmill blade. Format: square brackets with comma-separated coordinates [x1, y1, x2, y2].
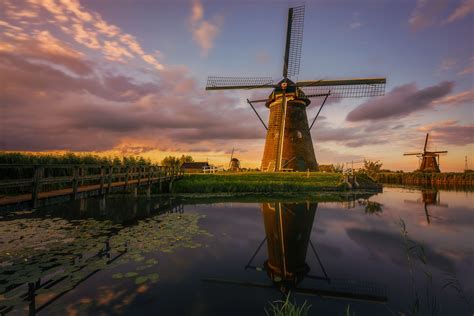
[297, 78, 386, 98]
[202, 278, 273, 290]
[293, 284, 387, 303]
[424, 133, 429, 152]
[431, 151, 448, 154]
[283, 5, 305, 78]
[201, 278, 387, 303]
[403, 152, 422, 156]
[206, 76, 275, 90]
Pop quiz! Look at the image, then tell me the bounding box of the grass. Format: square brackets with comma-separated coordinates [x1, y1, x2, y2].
[172, 172, 381, 194]
[265, 294, 311, 316]
[172, 172, 348, 194]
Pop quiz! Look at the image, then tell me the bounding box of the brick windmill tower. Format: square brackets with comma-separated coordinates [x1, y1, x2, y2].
[206, 6, 386, 172]
[403, 133, 448, 172]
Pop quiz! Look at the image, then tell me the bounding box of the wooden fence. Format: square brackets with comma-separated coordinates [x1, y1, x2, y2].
[0, 164, 183, 209]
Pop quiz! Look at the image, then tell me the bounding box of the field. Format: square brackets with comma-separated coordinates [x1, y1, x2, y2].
[172, 172, 377, 193]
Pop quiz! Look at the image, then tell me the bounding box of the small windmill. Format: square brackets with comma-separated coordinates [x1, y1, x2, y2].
[206, 5, 386, 172]
[403, 133, 448, 172]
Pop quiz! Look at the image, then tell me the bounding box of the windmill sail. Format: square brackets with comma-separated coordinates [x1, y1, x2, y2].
[283, 5, 305, 78]
[206, 77, 274, 90]
[298, 78, 386, 98]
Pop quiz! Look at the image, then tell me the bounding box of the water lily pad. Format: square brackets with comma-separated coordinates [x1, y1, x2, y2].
[135, 276, 148, 284]
[124, 272, 138, 278]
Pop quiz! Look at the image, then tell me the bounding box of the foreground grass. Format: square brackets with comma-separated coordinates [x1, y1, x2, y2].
[265, 295, 311, 316]
[172, 172, 348, 193]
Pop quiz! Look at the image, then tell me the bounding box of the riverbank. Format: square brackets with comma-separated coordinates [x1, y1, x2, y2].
[374, 172, 474, 186]
[170, 172, 381, 194]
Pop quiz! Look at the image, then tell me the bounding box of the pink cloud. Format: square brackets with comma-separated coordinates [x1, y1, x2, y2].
[346, 81, 454, 122]
[409, 0, 448, 31]
[189, 0, 222, 57]
[445, 0, 474, 23]
[433, 90, 474, 106]
[3, 0, 164, 71]
[418, 121, 474, 146]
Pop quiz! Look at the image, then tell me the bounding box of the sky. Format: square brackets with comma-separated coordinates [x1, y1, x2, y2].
[0, 0, 473, 171]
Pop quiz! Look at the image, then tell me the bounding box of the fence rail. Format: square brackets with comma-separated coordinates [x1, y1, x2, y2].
[0, 164, 183, 209]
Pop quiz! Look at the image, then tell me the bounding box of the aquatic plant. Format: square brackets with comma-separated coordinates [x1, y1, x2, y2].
[398, 218, 438, 315]
[0, 211, 211, 314]
[265, 294, 311, 316]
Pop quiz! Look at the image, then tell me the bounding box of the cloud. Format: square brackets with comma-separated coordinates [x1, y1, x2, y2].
[189, 0, 222, 57]
[350, 22, 362, 29]
[409, 0, 449, 31]
[349, 12, 362, 29]
[0, 36, 264, 152]
[346, 81, 454, 122]
[439, 57, 458, 71]
[444, 0, 474, 23]
[433, 89, 474, 106]
[458, 55, 474, 75]
[418, 120, 474, 146]
[409, 0, 473, 30]
[346, 228, 456, 272]
[3, 0, 164, 70]
[0, 29, 93, 75]
[312, 120, 395, 148]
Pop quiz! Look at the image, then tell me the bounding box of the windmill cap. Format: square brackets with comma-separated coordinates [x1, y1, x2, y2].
[265, 79, 310, 107]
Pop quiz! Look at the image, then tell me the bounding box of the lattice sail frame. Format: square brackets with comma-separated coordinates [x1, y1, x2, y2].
[206, 76, 275, 90]
[301, 83, 386, 98]
[284, 5, 305, 78]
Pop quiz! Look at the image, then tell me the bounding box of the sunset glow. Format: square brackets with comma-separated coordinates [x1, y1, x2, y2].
[1, 0, 472, 171]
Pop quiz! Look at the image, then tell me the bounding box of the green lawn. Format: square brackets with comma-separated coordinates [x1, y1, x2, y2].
[172, 172, 346, 193]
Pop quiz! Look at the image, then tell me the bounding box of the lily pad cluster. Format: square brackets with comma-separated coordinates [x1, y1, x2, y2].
[0, 211, 211, 313]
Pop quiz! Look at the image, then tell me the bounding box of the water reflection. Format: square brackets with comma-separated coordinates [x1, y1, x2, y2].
[404, 189, 447, 224]
[205, 201, 387, 303]
[1, 188, 472, 315]
[0, 197, 200, 315]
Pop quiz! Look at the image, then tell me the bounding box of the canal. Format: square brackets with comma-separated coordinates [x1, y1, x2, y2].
[0, 186, 472, 315]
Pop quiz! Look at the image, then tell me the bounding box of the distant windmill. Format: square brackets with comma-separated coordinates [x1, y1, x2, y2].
[228, 147, 234, 169]
[206, 5, 386, 172]
[403, 133, 447, 172]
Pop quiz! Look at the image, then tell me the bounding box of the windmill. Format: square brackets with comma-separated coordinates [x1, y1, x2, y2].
[228, 147, 234, 169]
[403, 133, 448, 172]
[206, 5, 386, 172]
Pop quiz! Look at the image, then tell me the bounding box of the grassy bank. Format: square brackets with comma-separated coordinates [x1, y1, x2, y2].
[171, 172, 379, 194]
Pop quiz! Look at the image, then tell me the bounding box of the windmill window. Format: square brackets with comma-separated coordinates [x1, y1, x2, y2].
[296, 131, 302, 139]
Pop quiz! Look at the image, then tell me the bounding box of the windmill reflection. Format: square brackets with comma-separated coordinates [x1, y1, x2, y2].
[204, 201, 387, 303]
[404, 189, 447, 224]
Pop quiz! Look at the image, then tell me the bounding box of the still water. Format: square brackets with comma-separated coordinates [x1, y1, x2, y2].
[0, 187, 472, 315]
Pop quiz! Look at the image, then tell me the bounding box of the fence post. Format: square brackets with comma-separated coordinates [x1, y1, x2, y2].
[99, 166, 105, 195]
[159, 168, 163, 193]
[137, 166, 141, 187]
[124, 166, 129, 191]
[31, 165, 43, 209]
[72, 165, 79, 200]
[107, 166, 113, 193]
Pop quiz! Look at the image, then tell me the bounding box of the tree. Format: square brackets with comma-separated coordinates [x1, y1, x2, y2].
[362, 159, 383, 177]
[161, 155, 194, 168]
[333, 163, 344, 173]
